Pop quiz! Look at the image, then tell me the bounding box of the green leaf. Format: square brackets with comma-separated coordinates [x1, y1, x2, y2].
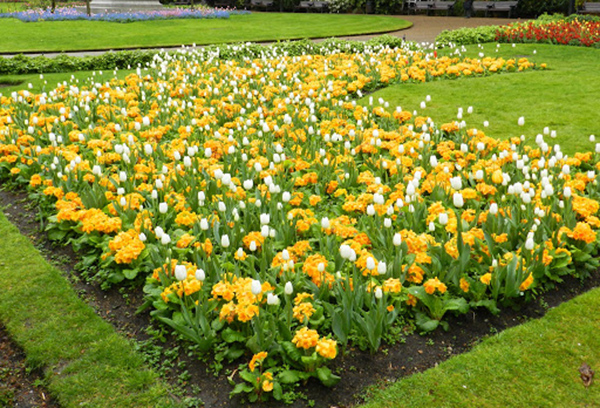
[225, 346, 245, 362]
[301, 352, 319, 367]
[122, 268, 138, 280]
[332, 311, 348, 343]
[443, 297, 469, 314]
[281, 341, 302, 362]
[272, 382, 283, 400]
[239, 369, 258, 384]
[278, 369, 301, 384]
[415, 312, 440, 333]
[222, 327, 246, 344]
[230, 382, 254, 396]
[316, 366, 341, 387]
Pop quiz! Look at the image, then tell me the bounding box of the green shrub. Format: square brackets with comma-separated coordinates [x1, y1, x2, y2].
[0, 36, 412, 76]
[436, 25, 499, 47]
[516, 0, 569, 17]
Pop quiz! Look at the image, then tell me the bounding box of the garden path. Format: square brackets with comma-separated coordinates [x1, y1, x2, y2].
[0, 15, 518, 58]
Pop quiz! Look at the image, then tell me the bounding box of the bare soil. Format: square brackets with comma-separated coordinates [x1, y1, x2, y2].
[1, 186, 599, 408]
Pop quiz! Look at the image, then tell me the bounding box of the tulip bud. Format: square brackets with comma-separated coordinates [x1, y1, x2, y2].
[174, 265, 187, 281]
[161, 234, 171, 245]
[159, 202, 168, 214]
[284, 281, 294, 295]
[490, 203, 498, 215]
[267, 293, 280, 306]
[251, 279, 262, 295]
[366, 257, 376, 271]
[195, 269, 205, 281]
[439, 212, 448, 225]
[453, 192, 464, 208]
[393, 233, 402, 246]
[377, 262, 387, 275]
[374, 287, 383, 299]
[221, 234, 230, 248]
[525, 237, 535, 251]
[450, 177, 462, 190]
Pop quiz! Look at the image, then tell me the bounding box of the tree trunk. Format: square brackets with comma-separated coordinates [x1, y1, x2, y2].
[51, 0, 56, 13]
[86, 0, 91, 16]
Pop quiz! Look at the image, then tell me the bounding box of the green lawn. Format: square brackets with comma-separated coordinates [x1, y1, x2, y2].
[1, 38, 600, 408]
[0, 210, 178, 408]
[364, 43, 600, 156]
[361, 285, 600, 408]
[0, 13, 411, 53]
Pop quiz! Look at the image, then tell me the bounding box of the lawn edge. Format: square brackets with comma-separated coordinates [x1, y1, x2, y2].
[0, 210, 180, 408]
[0, 17, 412, 54]
[359, 283, 600, 407]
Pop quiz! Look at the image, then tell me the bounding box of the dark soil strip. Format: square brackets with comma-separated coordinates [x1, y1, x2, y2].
[0, 324, 59, 408]
[1, 186, 599, 408]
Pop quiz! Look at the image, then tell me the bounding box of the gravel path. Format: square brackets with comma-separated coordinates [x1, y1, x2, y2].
[0, 15, 519, 58]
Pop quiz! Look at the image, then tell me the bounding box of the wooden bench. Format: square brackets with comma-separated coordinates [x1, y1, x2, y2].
[413, 0, 455, 15]
[492, 1, 518, 17]
[578, 2, 600, 14]
[473, 0, 518, 17]
[295, 1, 329, 12]
[472, 1, 494, 16]
[214, 0, 237, 7]
[249, 0, 275, 10]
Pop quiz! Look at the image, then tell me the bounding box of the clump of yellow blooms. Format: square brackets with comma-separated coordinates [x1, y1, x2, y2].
[3, 39, 598, 389]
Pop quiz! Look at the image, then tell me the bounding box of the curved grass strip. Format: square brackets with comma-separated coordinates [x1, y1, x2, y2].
[0, 212, 178, 408]
[367, 43, 600, 156]
[0, 13, 411, 53]
[360, 285, 600, 407]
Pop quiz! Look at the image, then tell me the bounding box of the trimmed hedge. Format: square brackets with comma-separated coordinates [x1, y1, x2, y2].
[0, 36, 410, 76]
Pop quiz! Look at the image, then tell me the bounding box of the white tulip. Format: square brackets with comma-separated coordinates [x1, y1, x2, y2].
[159, 202, 168, 214]
[174, 265, 187, 281]
[267, 293, 280, 306]
[439, 212, 448, 225]
[221, 234, 230, 248]
[393, 233, 402, 246]
[450, 176, 462, 190]
[284, 281, 294, 295]
[490, 203, 498, 215]
[453, 192, 464, 208]
[377, 262, 387, 275]
[366, 257, 376, 271]
[195, 269, 206, 281]
[251, 279, 262, 295]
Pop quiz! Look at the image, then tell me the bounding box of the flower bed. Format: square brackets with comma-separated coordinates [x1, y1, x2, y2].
[496, 19, 600, 47]
[0, 6, 244, 23]
[2, 42, 598, 402]
[436, 16, 600, 47]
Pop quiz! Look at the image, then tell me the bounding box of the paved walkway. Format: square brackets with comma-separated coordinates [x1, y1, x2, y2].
[333, 15, 519, 44]
[1, 15, 519, 58]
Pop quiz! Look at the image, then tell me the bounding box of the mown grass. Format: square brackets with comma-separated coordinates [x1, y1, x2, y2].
[365, 43, 600, 156]
[0, 68, 134, 94]
[1, 39, 599, 407]
[0, 13, 411, 53]
[360, 285, 600, 408]
[0, 210, 178, 408]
